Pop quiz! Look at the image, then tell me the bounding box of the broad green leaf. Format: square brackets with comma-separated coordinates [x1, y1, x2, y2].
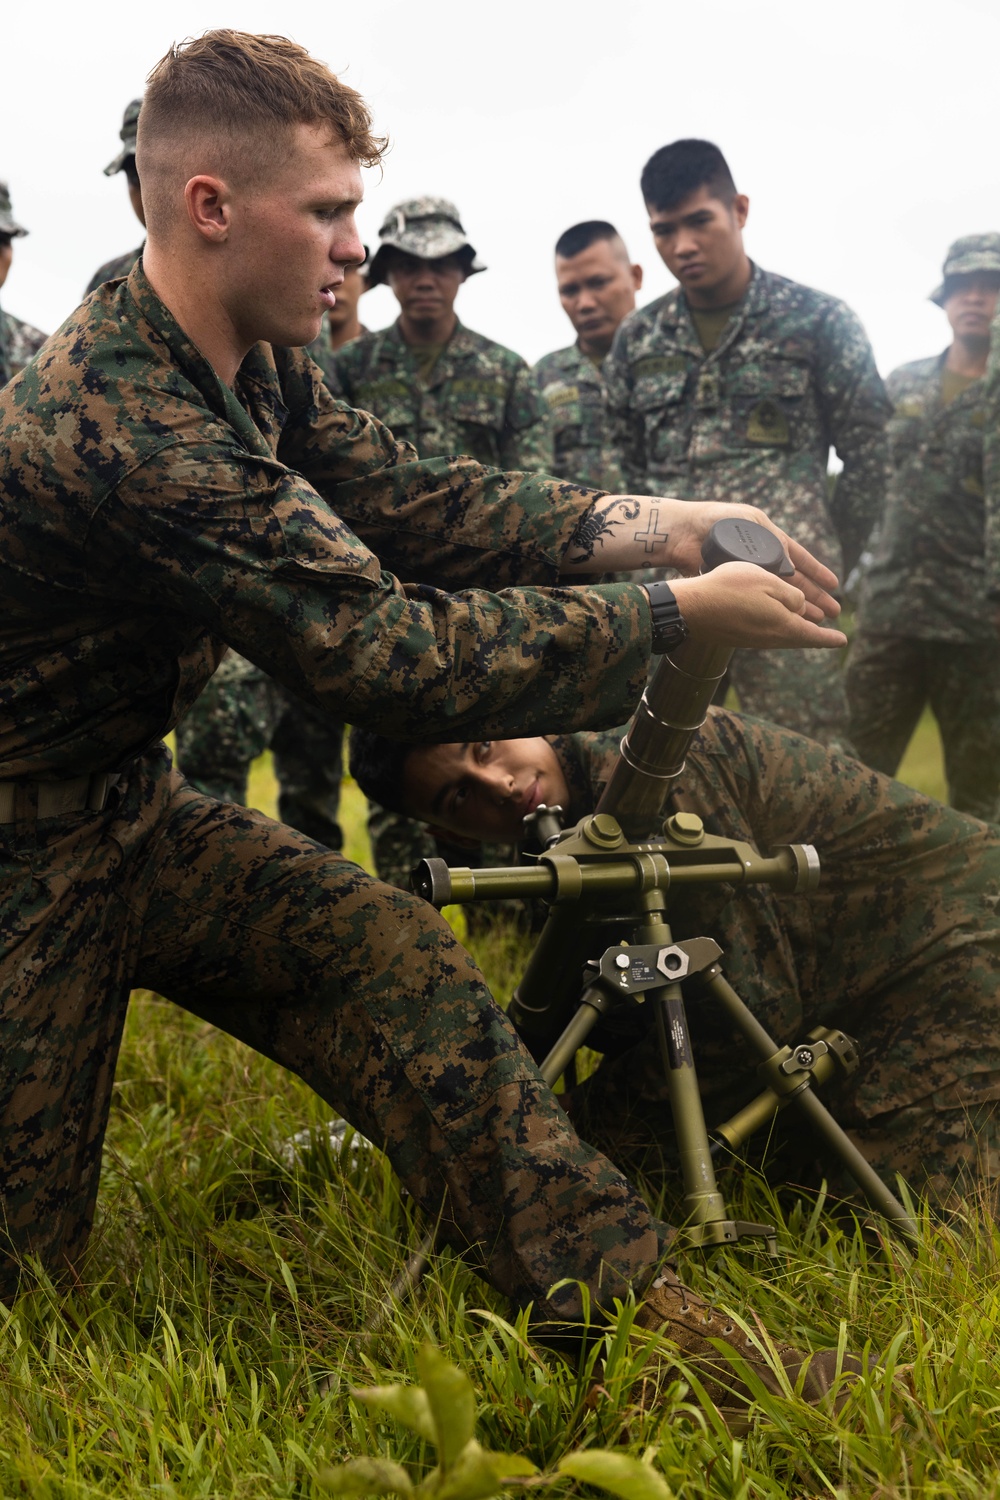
[480, 1452, 537, 1478]
[353, 1384, 435, 1443]
[319, 1456, 415, 1495]
[427, 1439, 533, 1500]
[416, 1345, 476, 1467]
[558, 1450, 674, 1500]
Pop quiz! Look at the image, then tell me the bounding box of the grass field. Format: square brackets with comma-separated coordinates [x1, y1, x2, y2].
[7, 710, 994, 1499]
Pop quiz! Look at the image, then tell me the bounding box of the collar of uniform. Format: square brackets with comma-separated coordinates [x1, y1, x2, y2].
[388, 314, 476, 369]
[570, 341, 607, 382]
[933, 345, 985, 406]
[121, 261, 277, 461]
[661, 259, 769, 340]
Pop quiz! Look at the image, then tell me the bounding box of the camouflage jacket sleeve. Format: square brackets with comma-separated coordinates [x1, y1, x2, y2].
[498, 362, 555, 474]
[274, 347, 602, 593]
[812, 300, 891, 577]
[83, 385, 651, 744]
[603, 322, 651, 495]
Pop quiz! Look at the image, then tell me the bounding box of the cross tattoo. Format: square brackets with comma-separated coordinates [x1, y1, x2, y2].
[634, 506, 670, 554]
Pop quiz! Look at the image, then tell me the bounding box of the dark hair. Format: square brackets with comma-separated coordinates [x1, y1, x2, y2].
[555, 220, 620, 259]
[123, 158, 141, 190]
[348, 727, 415, 816]
[640, 139, 736, 211]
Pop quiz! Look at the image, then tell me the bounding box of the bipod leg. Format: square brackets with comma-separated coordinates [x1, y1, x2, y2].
[704, 963, 919, 1247]
[539, 986, 611, 1087]
[636, 893, 777, 1255]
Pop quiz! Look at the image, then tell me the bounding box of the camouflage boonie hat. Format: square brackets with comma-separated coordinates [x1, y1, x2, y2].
[104, 99, 142, 176]
[366, 197, 486, 288]
[0, 182, 28, 238]
[930, 233, 1000, 306]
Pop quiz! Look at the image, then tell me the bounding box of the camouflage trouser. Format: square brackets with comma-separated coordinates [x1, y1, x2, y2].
[174, 652, 345, 849]
[569, 709, 1000, 1203]
[725, 638, 853, 754]
[0, 747, 671, 1315]
[845, 633, 1000, 824]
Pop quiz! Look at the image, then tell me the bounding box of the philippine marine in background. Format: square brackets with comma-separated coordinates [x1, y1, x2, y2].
[328, 196, 555, 888]
[84, 100, 146, 295]
[605, 138, 890, 750]
[534, 219, 642, 491]
[0, 182, 47, 386]
[848, 234, 1000, 824]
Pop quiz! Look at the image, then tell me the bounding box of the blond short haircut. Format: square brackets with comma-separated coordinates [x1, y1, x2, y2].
[138, 30, 387, 229]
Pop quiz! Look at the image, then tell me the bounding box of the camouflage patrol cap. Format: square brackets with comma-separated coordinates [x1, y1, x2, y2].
[0, 182, 28, 238]
[366, 197, 486, 288]
[930, 233, 1000, 306]
[104, 99, 142, 177]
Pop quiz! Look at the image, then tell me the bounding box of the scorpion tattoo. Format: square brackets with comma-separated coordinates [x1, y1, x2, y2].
[567, 498, 641, 564]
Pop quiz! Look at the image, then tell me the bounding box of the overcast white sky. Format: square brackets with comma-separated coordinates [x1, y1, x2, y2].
[5, 0, 1000, 377]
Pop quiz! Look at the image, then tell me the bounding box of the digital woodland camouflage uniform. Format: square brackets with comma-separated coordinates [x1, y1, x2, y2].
[538, 710, 1000, 1198]
[84, 99, 145, 299]
[604, 265, 891, 747]
[848, 236, 1000, 824]
[0, 263, 675, 1320]
[173, 312, 373, 847]
[534, 341, 625, 492]
[329, 198, 555, 886]
[0, 182, 47, 388]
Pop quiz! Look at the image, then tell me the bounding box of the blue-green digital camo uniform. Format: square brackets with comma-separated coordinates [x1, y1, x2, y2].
[0, 263, 677, 1320]
[85, 245, 144, 298]
[329, 317, 554, 886]
[0, 180, 47, 388]
[604, 265, 890, 747]
[84, 99, 145, 299]
[534, 341, 625, 492]
[535, 711, 1000, 1200]
[846, 353, 1000, 822]
[0, 307, 47, 389]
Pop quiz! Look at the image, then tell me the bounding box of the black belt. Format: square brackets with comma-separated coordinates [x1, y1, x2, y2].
[0, 772, 123, 823]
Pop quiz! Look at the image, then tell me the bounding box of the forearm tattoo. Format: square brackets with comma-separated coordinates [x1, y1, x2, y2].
[633, 504, 671, 554]
[568, 498, 642, 563]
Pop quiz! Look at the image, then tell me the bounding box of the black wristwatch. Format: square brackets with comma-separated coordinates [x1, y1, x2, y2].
[644, 580, 690, 654]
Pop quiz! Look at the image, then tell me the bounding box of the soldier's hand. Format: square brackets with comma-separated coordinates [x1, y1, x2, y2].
[671, 563, 849, 650]
[562, 496, 841, 624]
[664, 500, 842, 620]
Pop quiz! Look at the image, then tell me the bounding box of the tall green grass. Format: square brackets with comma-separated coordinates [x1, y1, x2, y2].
[2, 713, 983, 1499]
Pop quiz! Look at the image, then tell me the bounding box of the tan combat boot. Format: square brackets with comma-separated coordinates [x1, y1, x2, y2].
[631, 1265, 867, 1428]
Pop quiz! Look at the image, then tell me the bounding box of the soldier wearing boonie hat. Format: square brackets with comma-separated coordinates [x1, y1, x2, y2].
[85, 100, 146, 297]
[0, 181, 28, 240]
[930, 232, 1000, 306]
[0, 181, 47, 387]
[328, 194, 552, 892]
[365, 197, 486, 287]
[849, 231, 1000, 823]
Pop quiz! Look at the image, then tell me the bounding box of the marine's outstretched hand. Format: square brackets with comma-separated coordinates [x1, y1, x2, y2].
[668, 563, 847, 650]
[560, 493, 845, 649]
